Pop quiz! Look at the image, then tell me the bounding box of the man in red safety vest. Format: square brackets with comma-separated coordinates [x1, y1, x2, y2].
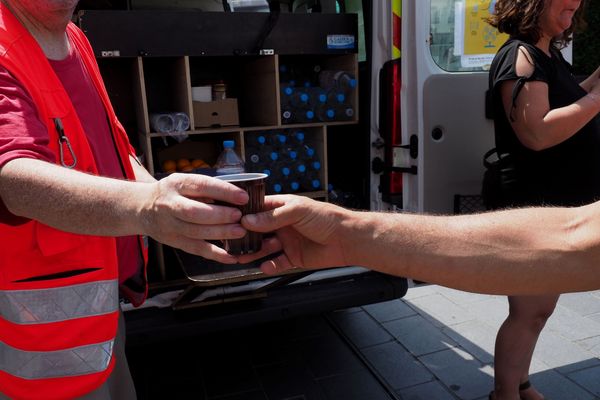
[0, 1, 250, 399]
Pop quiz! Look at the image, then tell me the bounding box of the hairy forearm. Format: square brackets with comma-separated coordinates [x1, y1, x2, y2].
[0, 158, 153, 236]
[343, 206, 600, 295]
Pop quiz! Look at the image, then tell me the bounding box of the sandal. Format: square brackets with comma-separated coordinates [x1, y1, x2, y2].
[488, 381, 533, 400]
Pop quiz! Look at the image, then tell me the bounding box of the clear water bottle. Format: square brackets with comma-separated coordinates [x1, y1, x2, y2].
[215, 140, 245, 176]
[289, 130, 305, 146]
[280, 86, 295, 107]
[296, 109, 315, 124]
[318, 70, 357, 94]
[315, 104, 336, 122]
[289, 91, 310, 108]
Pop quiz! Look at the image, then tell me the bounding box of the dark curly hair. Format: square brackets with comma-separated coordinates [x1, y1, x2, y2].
[486, 0, 587, 49]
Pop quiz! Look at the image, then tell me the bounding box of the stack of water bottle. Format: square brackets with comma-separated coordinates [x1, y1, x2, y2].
[279, 64, 357, 124]
[245, 130, 323, 195]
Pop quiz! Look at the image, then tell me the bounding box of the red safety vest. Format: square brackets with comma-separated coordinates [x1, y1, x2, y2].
[0, 5, 148, 399]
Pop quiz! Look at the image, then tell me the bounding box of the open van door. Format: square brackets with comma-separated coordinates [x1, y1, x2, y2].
[374, 0, 502, 214]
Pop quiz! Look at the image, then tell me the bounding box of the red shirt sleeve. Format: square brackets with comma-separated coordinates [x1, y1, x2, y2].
[0, 66, 55, 225]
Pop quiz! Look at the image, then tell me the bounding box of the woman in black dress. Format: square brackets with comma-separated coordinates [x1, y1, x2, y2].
[487, 1, 600, 399]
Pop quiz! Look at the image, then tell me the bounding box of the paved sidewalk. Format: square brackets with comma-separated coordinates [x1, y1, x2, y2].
[329, 284, 600, 400]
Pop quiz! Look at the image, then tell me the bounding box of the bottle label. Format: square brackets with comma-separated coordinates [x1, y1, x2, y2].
[327, 35, 356, 50]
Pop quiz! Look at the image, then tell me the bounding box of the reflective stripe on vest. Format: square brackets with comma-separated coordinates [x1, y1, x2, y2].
[0, 280, 118, 324]
[0, 339, 114, 380]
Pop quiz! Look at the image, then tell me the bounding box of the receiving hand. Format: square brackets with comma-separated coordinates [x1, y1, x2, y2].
[142, 173, 249, 263]
[238, 195, 349, 274]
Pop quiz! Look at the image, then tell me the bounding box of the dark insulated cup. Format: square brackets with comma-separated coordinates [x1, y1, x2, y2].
[215, 173, 268, 255]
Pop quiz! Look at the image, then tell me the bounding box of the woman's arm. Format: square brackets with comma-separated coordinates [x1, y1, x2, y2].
[501, 47, 600, 151]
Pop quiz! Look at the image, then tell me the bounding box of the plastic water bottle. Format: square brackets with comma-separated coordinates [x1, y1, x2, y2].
[289, 91, 310, 108]
[215, 140, 245, 176]
[315, 104, 336, 122]
[318, 70, 357, 94]
[280, 86, 295, 107]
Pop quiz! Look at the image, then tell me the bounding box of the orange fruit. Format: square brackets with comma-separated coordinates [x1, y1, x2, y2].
[162, 159, 176, 172]
[191, 158, 209, 168]
[180, 165, 194, 172]
[176, 158, 191, 171]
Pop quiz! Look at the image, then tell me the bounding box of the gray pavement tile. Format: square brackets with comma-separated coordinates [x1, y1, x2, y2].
[529, 369, 596, 400]
[406, 293, 476, 328]
[397, 380, 457, 400]
[568, 364, 600, 397]
[577, 335, 600, 357]
[419, 347, 494, 400]
[545, 303, 600, 341]
[361, 341, 433, 390]
[441, 320, 497, 364]
[558, 292, 600, 317]
[588, 312, 600, 325]
[362, 299, 417, 323]
[318, 370, 395, 400]
[383, 315, 457, 356]
[328, 310, 394, 349]
[461, 297, 508, 327]
[435, 287, 500, 306]
[296, 333, 365, 378]
[403, 284, 441, 300]
[534, 330, 599, 372]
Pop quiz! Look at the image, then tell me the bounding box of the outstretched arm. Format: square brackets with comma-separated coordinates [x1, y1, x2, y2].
[240, 195, 600, 295]
[0, 158, 249, 263]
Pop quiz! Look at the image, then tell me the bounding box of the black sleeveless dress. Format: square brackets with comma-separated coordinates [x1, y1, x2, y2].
[489, 38, 600, 206]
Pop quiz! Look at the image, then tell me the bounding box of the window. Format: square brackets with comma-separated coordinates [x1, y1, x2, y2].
[430, 0, 507, 72]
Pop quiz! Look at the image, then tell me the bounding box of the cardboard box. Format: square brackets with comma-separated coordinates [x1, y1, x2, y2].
[193, 99, 239, 128]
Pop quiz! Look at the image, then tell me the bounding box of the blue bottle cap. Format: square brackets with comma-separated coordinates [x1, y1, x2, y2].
[326, 109, 335, 119]
[349, 79, 357, 88]
[297, 164, 306, 173]
[296, 132, 305, 141]
[336, 93, 346, 103]
[282, 167, 291, 176]
[300, 93, 309, 103]
[328, 183, 334, 191]
[306, 111, 315, 120]
[284, 87, 294, 96]
[257, 135, 266, 144]
[289, 151, 298, 160]
[291, 182, 300, 191]
[223, 140, 234, 148]
[274, 184, 283, 193]
[270, 152, 279, 161]
[263, 169, 271, 176]
[306, 147, 315, 157]
[312, 161, 321, 170]
[318, 93, 327, 103]
[312, 179, 321, 189]
[277, 134, 287, 144]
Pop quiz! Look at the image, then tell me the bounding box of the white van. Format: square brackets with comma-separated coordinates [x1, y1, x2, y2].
[76, 0, 541, 341]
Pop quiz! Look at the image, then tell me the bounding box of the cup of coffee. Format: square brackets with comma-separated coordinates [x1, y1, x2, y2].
[215, 173, 268, 255]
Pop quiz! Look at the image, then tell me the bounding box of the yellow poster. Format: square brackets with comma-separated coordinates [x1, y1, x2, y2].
[463, 0, 508, 55]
